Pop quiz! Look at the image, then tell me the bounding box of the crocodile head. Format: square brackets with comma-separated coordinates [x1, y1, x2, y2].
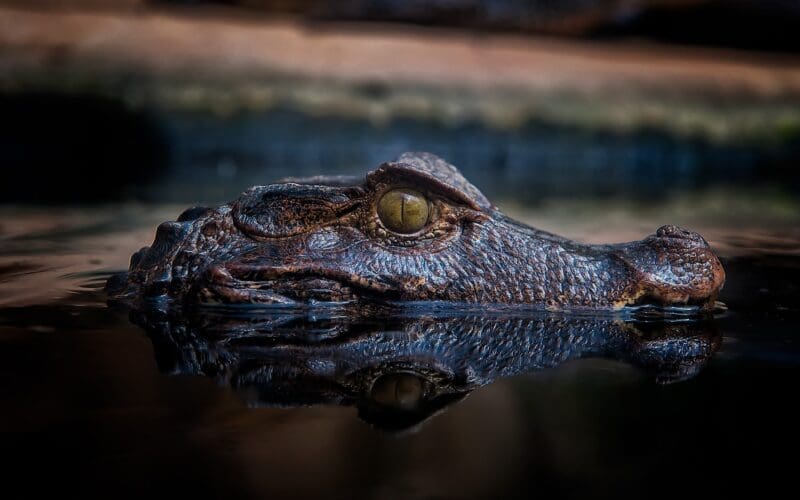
[107, 152, 725, 309]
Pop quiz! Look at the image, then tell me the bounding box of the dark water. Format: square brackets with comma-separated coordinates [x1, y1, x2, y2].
[1, 206, 799, 499]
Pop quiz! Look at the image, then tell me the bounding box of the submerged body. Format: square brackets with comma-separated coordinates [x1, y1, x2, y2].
[107, 152, 725, 309]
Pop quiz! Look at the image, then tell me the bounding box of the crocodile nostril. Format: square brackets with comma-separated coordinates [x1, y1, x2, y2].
[656, 225, 708, 246]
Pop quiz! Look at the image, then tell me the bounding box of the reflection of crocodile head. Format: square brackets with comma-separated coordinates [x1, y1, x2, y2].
[133, 307, 721, 431]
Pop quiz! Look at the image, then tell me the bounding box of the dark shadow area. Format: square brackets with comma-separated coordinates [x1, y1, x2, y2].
[0, 302, 252, 499]
[593, 0, 800, 53]
[0, 92, 167, 203]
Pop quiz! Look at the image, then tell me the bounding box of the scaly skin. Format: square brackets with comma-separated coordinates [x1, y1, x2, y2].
[107, 152, 725, 309]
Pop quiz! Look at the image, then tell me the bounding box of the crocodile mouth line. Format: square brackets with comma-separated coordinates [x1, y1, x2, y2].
[198, 264, 398, 304]
[199, 263, 722, 313]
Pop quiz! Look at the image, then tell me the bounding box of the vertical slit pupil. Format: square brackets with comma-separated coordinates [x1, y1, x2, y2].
[377, 188, 429, 234]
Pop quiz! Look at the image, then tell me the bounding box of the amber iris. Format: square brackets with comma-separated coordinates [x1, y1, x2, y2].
[377, 188, 430, 233]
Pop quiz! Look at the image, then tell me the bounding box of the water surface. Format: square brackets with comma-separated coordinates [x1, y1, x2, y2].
[1, 205, 798, 499]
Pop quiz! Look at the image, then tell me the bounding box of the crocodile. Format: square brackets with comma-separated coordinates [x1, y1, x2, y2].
[106, 152, 725, 309]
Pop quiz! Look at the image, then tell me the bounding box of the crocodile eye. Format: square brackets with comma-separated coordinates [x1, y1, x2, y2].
[377, 188, 429, 234]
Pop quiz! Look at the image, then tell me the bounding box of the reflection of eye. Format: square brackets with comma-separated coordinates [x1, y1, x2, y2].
[371, 373, 425, 411]
[377, 189, 430, 234]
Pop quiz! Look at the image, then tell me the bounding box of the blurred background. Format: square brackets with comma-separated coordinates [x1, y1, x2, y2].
[1, 0, 799, 210]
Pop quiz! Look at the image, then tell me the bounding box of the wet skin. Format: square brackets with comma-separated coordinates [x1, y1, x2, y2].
[107, 152, 725, 309]
[137, 308, 721, 431]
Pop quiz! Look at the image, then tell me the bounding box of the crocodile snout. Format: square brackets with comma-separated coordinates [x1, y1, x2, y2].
[620, 226, 725, 308]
